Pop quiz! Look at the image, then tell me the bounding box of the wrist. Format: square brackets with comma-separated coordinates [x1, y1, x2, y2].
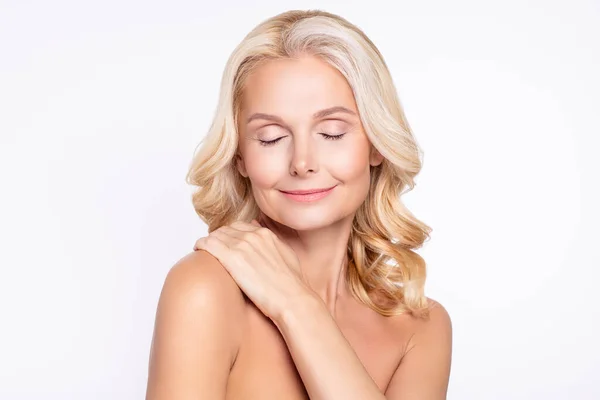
[273, 290, 323, 332]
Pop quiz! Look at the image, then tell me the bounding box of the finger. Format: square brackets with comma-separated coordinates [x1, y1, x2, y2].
[217, 226, 279, 257]
[213, 227, 272, 259]
[193, 235, 230, 263]
[229, 220, 261, 232]
[210, 227, 242, 244]
[227, 222, 274, 244]
[193, 234, 220, 251]
[217, 225, 257, 240]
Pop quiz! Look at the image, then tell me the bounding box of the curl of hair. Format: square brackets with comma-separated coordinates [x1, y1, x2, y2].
[186, 9, 432, 318]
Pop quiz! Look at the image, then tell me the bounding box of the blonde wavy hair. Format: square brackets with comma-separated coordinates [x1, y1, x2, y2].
[186, 9, 432, 318]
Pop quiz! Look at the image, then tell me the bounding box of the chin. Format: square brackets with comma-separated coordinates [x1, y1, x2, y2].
[273, 209, 348, 231]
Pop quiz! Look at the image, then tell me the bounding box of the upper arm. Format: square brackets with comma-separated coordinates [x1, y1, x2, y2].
[146, 250, 246, 400]
[385, 299, 453, 400]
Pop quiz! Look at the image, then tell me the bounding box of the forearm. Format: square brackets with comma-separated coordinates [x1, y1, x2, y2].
[273, 295, 386, 400]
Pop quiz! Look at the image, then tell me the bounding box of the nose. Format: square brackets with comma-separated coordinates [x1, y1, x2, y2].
[289, 134, 318, 177]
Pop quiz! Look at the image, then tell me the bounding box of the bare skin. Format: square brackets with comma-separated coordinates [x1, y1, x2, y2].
[147, 252, 451, 399]
[146, 55, 452, 399]
[225, 267, 440, 399]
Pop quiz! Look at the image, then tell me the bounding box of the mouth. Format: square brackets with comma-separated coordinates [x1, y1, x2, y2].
[279, 185, 337, 202]
[279, 186, 337, 195]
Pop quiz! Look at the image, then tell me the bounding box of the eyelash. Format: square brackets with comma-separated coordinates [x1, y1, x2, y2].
[259, 132, 347, 147]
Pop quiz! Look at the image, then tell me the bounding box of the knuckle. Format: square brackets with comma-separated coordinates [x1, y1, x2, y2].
[205, 235, 219, 245]
[243, 231, 260, 241]
[236, 239, 251, 249]
[257, 227, 271, 238]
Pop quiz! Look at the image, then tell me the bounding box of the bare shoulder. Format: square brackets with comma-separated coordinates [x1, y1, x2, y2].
[155, 249, 248, 351]
[156, 250, 247, 335]
[146, 250, 247, 399]
[418, 297, 452, 335]
[162, 250, 245, 309]
[384, 297, 452, 399]
[399, 297, 452, 354]
[389, 297, 452, 337]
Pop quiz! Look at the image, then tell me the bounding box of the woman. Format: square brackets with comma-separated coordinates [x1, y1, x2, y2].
[146, 9, 452, 400]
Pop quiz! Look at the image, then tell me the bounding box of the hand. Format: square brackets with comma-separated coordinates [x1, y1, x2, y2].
[193, 217, 312, 321]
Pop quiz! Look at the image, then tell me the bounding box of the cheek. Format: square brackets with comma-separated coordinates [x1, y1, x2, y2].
[244, 149, 286, 187]
[326, 140, 371, 182]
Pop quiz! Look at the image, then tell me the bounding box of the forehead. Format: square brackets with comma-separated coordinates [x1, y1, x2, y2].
[240, 56, 357, 120]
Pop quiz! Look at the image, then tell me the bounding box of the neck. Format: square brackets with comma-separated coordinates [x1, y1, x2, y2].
[259, 212, 354, 312]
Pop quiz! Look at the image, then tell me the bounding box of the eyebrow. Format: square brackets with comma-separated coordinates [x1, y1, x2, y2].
[246, 106, 357, 125]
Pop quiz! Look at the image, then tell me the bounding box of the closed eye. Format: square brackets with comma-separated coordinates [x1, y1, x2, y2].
[258, 137, 285, 146]
[258, 132, 347, 147]
[320, 132, 346, 140]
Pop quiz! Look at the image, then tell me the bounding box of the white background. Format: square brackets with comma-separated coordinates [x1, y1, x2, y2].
[1, 0, 598, 399]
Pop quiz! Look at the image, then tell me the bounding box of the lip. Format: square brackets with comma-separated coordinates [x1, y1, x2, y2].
[279, 186, 336, 195]
[279, 185, 337, 202]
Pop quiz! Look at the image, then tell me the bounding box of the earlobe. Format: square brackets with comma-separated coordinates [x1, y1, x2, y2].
[369, 147, 384, 167]
[236, 153, 248, 177]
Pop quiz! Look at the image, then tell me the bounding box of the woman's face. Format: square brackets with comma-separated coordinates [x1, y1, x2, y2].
[236, 55, 383, 231]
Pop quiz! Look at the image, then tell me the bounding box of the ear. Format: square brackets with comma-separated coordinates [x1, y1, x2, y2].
[235, 152, 248, 178]
[369, 145, 384, 167]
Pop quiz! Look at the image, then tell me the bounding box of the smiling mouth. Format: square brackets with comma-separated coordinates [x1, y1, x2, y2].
[279, 186, 337, 195]
[278, 186, 337, 202]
